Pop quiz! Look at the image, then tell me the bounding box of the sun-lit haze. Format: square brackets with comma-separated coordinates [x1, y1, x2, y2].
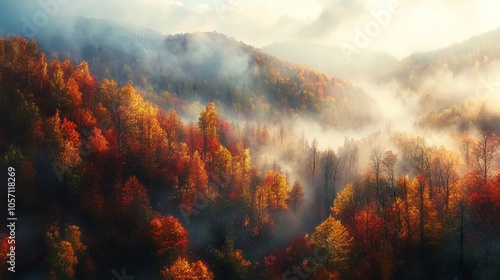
[55, 0, 500, 59]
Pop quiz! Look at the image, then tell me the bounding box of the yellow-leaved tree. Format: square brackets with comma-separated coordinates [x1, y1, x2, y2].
[263, 170, 290, 210]
[310, 216, 353, 274]
[45, 224, 85, 280]
[161, 257, 213, 280]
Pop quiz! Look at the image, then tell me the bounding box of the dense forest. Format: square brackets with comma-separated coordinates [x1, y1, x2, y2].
[32, 19, 374, 130]
[1, 33, 500, 280]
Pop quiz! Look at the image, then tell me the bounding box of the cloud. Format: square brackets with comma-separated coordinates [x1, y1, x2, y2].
[296, 0, 368, 40]
[365, 0, 500, 58]
[1, 0, 499, 59]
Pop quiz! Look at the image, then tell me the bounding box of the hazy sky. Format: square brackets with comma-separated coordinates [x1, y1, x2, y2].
[7, 0, 500, 59]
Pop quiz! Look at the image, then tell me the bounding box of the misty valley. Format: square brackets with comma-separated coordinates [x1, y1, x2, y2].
[1, 10, 500, 280]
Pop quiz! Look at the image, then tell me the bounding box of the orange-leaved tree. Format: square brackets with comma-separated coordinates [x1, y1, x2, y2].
[161, 257, 213, 280]
[198, 102, 220, 159]
[150, 215, 188, 266]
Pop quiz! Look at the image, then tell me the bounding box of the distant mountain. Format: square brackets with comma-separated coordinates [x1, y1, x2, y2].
[386, 27, 500, 132]
[0, 16, 375, 129]
[397, 27, 500, 71]
[389, 27, 500, 88]
[262, 41, 398, 81]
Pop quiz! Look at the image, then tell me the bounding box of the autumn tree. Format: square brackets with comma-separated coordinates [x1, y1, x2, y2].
[249, 170, 290, 236]
[0, 37, 48, 99]
[150, 215, 188, 265]
[98, 79, 131, 155]
[0, 88, 43, 147]
[395, 176, 414, 247]
[113, 176, 154, 255]
[48, 60, 82, 115]
[207, 237, 251, 280]
[161, 257, 214, 280]
[354, 205, 385, 276]
[47, 241, 77, 280]
[252, 184, 271, 235]
[45, 110, 82, 188]
[159, 110, 185, 145]
[63, 225, 86, 256]
[98, 80, 170, 177]
[45, 224, 85, 280]
[331, 184, 359, 235]
[181, 151, 208, 211]
[71, 62, 97, 106]
[441, 185, 471, 278]
[130, 101, 169, 177]
[310, 216, 353, 274]
[263, 170, 290, 210]
[185, 123, 203, 153]
[85, 127, 109, 154]
[230, 141, 252, 198]
[119, 176, 152, 218]
[398, 175, 441, 259]
[2, 145, 37, 207]
[211, 145, 233, 197]
[0, 237, 10, 278]
[198, 102, 220, 158]
[116, 84, 144, 154]
[431, 147, 459, 211]
[264, 235, 312, 280]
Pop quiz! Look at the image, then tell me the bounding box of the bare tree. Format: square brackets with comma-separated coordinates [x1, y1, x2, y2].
[316, 149, 341, 220]
[410, 138, 435, 199]
[383, 150, 401, 241]
[309, 138, 318, 178]
[431, 147, 459, 211]
[382, 150, 398, 191]
[338, 138, 359, 186]
[472, 121, 499, 184]
[371, 144, 389, 238]
[459, 131, 474, 171]
[289, 180, 305, 212]
[370, 145, 385, 209]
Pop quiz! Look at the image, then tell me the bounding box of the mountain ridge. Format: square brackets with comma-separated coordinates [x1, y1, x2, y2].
[0, 16, 375, 129]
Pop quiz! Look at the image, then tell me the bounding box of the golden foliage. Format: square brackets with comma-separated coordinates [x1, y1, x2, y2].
[161, 257, 214, 280]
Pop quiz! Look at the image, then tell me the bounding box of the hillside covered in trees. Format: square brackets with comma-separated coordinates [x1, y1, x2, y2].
[8, 17, 372, 130]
